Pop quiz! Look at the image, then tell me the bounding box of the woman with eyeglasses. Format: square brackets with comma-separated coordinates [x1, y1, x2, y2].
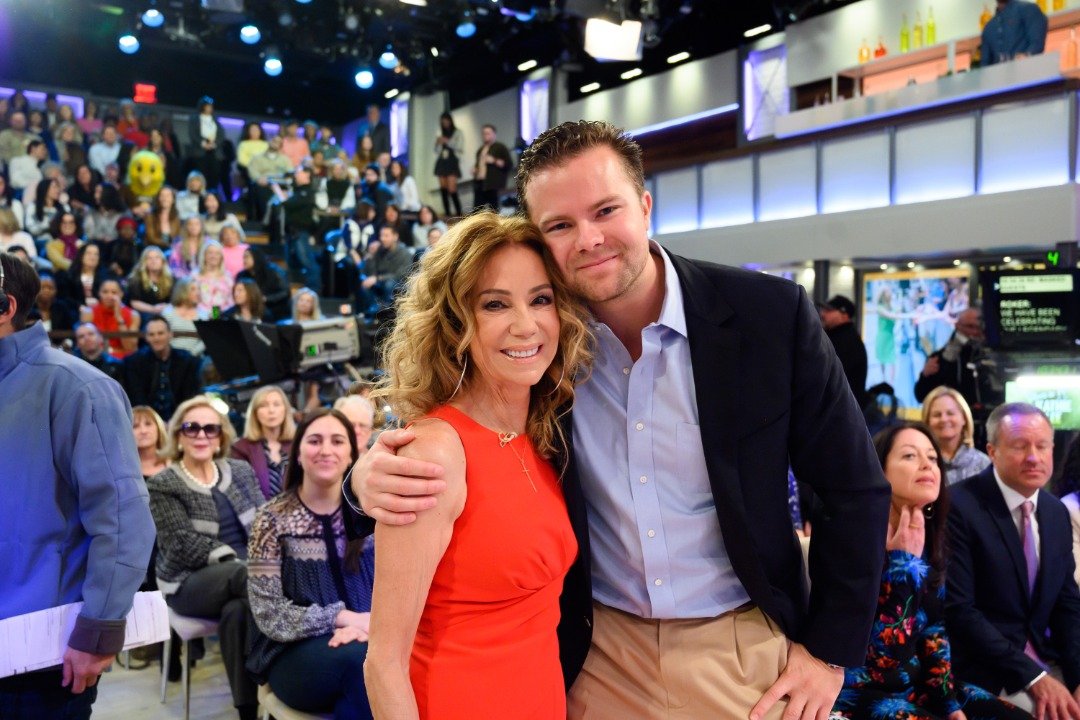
[147, 395, 264, 720]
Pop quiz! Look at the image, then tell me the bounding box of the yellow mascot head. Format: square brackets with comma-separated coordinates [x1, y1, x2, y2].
[126, 150, 165, 201]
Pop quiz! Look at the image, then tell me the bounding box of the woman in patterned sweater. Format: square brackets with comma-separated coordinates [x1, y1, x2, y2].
[832, 422, 1030, 720]
[247, 408, 375, 719]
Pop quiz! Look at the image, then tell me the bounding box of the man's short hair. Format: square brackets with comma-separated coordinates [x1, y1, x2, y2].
[26, 139, 44, 154]
[516, 120, 645, 217]
[1, 252, 40, 331]
[381, 224, 399, 237]
[145, 315, 171, 333]
[986, 402, 1052, 445]
[74, 321, 103, 337]
[482, 123, 497, 134]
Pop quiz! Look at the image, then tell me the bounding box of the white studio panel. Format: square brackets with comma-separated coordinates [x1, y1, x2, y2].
[981, 95, 1071, 195]
[820, 132, 890, 214]
[701, 156, 755, 228]
[654, 167, 700, 235]
[895, 115, 976, 205]
[758, 146, 817, 222]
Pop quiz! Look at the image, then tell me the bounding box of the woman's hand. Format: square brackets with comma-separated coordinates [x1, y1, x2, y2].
[335, 609, 371, 631]
[886, 505, 926, 557]
[328, 625, 368, 647]
[947, 711, 967, 720]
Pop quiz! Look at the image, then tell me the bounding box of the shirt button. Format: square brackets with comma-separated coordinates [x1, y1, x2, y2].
[622, 367, 630, 375]
[647, 529, 656, 538]
[635, 422, 644, 431]
[639, 475, 647, 484]
[654, 578, 663, 586]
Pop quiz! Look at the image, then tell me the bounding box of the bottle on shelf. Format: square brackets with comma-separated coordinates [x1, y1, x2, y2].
[913, 11, 924, 49]
[979, 4, 992, 30]
[858, 37, 871, 63]
[900, 13, 911, 52]
[927, 7, 937, 45]
[874, 36, 888, 58]
[1067, 27, 1079, 68]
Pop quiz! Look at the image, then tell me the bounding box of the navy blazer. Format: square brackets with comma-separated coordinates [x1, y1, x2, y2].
[945, 467, 1080, 694]
[345, 252, 891, 688]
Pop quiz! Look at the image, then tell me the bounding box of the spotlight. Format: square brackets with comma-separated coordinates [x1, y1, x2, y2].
[141, 8, 164, 27]
[379, 46, 399, 69]
[296, 0, 312, 4]
[399, 0, 428, 5]
[580, 82, 600, 93]
[743, 23, 772, 38]
[385, 88, 400, 99]
[344, 12, 360, 31]
[118, 33, 140, 54]
[667, 51, 690, 64]
[456, 12, 477, 38]
[355, 69, 374, 89]
[263, 48, 283, 76]
[430, 46, 439, 57]
[517, 59, 538, 72]
[620, 67, 643, 80]
[240, 24, 261, 44]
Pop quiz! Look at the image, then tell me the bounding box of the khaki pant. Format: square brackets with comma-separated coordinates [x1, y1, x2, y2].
[568, 602, 789, 720]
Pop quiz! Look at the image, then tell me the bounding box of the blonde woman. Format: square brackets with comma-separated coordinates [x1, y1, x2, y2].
[364, 212, 592, 719]
[231, 385, 296, 499]
[920, 386, 991, 485]
[161, 278, 209, 356]
[291, 287, 323, 322]
[147, 396, 263, 720]
[127, 246, 175, 316]
[193, 239, 234, 314]
[132, 405, 168, 479]
[169, 214, 208, 280]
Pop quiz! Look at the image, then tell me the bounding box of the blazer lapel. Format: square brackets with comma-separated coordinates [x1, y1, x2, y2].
[1031, 490, 1060, 609]
[978, 472, 1032, 607]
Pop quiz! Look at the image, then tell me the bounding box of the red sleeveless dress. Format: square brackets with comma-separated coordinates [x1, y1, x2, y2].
[410, 404, 577, 719]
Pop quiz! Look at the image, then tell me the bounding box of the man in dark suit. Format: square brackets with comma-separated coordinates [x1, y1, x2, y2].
[124, 316, 201, 421]
[347, 120, 889, 720]
[946, 402, 1080, 719]
[73, 322, 124, 386]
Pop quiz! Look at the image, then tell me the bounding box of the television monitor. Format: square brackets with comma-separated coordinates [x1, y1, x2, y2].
[980, 270, 1080, 350]
[1005, 374, 1080, 430]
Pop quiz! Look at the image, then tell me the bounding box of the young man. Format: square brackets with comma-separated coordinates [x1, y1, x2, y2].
[350, 121, 889, 719]
[0, 254, 154, 718]
[123, 315, 202, 421]
[472, 124, 511, 212]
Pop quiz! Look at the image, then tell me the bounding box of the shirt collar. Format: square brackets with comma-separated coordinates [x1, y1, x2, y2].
[994, 467, 1039, 513]
[650, 241, 688, 339]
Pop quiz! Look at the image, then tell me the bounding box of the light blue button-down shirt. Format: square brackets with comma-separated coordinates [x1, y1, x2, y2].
[572, 243, 751, 619]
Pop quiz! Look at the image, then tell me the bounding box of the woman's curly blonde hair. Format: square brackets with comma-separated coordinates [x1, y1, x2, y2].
[372, 211, 592, 464]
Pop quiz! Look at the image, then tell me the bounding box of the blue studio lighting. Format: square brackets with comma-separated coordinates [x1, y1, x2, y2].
[142, 8, 164, 27]
[379, 49, 398, 69]
[240, 24, 261, 44]
[355, 69, 374, 89]
[456, 16, 477, 38]
[118, 33, 140, 54]
[264, 57, 283, 76]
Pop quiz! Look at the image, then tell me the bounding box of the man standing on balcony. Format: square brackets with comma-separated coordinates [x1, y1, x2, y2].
[982, 0, 1048, 66]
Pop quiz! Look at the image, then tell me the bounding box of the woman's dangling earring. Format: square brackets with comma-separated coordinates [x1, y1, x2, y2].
[449, 354, 468, 400]
[923, 502, 935, 519]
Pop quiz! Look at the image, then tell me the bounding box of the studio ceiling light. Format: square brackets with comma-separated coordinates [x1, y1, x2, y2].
[118, 33, 140, 54]
[667, 51, 690, 64]
[385, 88, 400, 99]
[379, 46, 399, 69]
[239, 24, 261, 44]
[620, 67, 642, 80]
[517, 59, 538, 71]
[399, 0, 428, 5]
[743, 23, 772, 38]
[141, 8, 164, 27]
[355, 68, 374, 89]
[580, 82, 600, 93]
[456, 12, 477, 38]
[263, 48, 283, 76]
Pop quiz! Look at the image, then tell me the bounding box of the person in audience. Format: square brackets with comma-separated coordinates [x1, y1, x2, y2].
[434, 111, 464, 217]
[0, 254, 154, 718]
[247, 408, 374, 720]
[9, 139, 46, 196]
[356, 224, 412, 316]
[55, 104, 82, 140]
[188, 96, 225, 195]
[161, 278, 208, 357]
[333, 394, 375, 453]
[104, 213, 138, 278]
[147, 127, 181, 189]
[281, 119, 310, 169]
[201, 190, 239, 239]
[221, 277, 271, 323]
[819, 295, 868, 408]
[193, 239, 233, 315]
[77, 100, 102, 138]
[291, 287, 323, 322]
[316, 158, 356, 221]
[145, 185, 181, 250]
[218, 223, 249, 279]
[1058, 435, 1080, 587]
[146, 394, 262, 720]
[0, 111, 31, 168]
[362, 104, 390, 156]
[362, 212, 590, 719]
[921, 386, 992, 485]
[88, 125, 122, 177]
[238, 246, 289, 321]
[84, 183, 124, 243]
[54, 123, 86, 180]
[351, 134, 376, 176]
[82, 278, 140, 359]
[125, 316, 202, 423]
[72, 321, 125, 385]
[248, 134, 294, 220]
[25, 177, 69, 242]
[231, 384, 296, 499]
[58, 242, 106, 307]
[359, 164, 393, 219]
[116, 101, 139, 138]
[272, 164, 321, 293]
[0, 175, 26, 229]
[413, 225, 444, 265]
[126, 246, 174, 316]
[915, 307, 1002, 416]
[472, 124, 512, 212]
[0, 207, 36, 260]
[411, 205, 447, 249]
[45, 210, 85, 274]
[133, 405, 168, 480]
[236, 122, 268, 190]
[946, 403, 1080, 717]
[833, 421, 1031, 720]
[169, 214, 208, 279]
[380, 203, 409, 243]
[27, 272, 77, 333]
[386, 159, 420, 213]
[176, 170, 207, 218]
